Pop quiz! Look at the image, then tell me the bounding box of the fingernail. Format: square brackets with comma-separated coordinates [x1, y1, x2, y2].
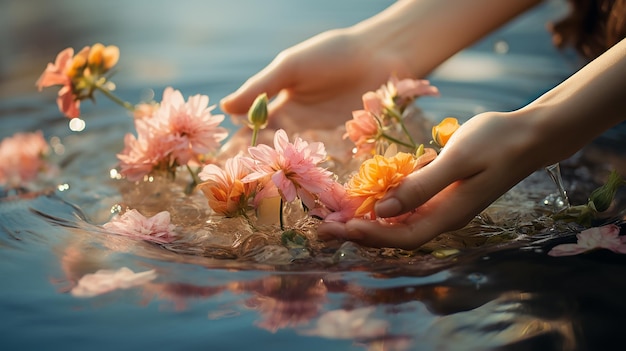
[375, 197, 402, 217]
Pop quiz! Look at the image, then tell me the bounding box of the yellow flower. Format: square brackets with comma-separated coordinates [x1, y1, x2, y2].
[88, 43, 120, 71]
[432, 117, 460, 148]
[346, 149, 436, 217]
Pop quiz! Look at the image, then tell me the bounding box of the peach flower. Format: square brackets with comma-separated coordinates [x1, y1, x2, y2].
[343, 109, 379, 157]
[0, 131, 50, 186]
[548, 224, 626, 256]
[197, 156, 257, 217]
[36, 47, 81, 118]
[310, 181, 364, 222]
[103, 209, 177, 244]
[432, 117, 460, 148]
[71, 267, 157, 298]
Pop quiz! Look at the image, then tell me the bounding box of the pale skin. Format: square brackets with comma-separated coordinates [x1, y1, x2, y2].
[221, 0, 626, 249]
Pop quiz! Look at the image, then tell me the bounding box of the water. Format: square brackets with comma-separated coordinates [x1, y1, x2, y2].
[2, 0, 626, 350]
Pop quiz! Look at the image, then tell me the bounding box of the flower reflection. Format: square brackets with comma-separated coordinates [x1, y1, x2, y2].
[71, 267, 157, 298]
[302, 307, 388, 340]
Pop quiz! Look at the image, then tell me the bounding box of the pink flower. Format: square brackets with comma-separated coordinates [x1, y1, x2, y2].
[133, 102, 159, 119]
[36, 47, 81, 118]
[71, 267, 157, 298]
[361, 91, 384, 117]
[548, 224, 626, 256]
[103, 209, 177, 244]
[0, 131, 50, 186]
[243, 129, 334, 209]
[393, 77, 440, 100]
[310, 181, 363, 222]
[343, 109, 379, 157]
[154, 87, 228, 165]
[197, 156, 257, 217]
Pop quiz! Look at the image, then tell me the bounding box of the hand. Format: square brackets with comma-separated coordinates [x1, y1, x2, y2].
[220, 28, 414, 133]
[317, 111, 547, 249]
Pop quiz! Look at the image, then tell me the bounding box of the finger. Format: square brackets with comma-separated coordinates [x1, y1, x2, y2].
[220, 55, 295, 116]
[375, 152, 477, 218]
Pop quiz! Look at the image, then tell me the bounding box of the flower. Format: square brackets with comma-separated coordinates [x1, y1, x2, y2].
[71, 267, 157, 298]
[133, 102, 159, 119]
[36, 47, 81, 118]
[197, 156, 257, 217]
[153, 87, 228, 165]
[310, 181, 363, 222]
[343, 109, 380, 157]
[0, 131, 50, 186]
[548, 224, 626, 256]
[248, 93, 269, 129]
[37, 44, 121, 119]
[346, 149, 437, 218]
[243, 129, 334, 209]
[117, 87, 229, 180]
[103, 209, 177, 244]
[432, 117, 460, 148]
[302, 307, 388, 340]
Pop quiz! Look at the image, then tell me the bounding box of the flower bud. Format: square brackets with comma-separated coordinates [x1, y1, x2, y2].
[248, 93, 268, 129]
[588, 170, 625, 212]
[431, 117, 460, 148]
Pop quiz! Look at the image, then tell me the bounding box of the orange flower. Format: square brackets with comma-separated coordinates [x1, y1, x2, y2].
[346, 149, 436, 218]
[197, 156, 256, 217]
[431, 117, 460, 148]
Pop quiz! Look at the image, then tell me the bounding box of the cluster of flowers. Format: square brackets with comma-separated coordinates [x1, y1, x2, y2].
[8, 43, 623, 258]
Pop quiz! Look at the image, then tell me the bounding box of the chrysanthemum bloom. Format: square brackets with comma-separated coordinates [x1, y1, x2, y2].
[243, 129, 334, 209]
[343, 109, 380, 157]
[197, 156, 257, 217]
[0, 131, 50, 186]
[37, 44, 121, 119]
[310, 181, 364, 222]
[346, 149, 437, 218]
[432, 117, 460, 148]
[153, 87, 228, 165]
[103, 209, 177, 244]
[117, 119, 185, 181]
[548, 224, 626, 256]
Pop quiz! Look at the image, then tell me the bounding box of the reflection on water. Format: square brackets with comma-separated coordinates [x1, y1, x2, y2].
[1, 0, 626, 350]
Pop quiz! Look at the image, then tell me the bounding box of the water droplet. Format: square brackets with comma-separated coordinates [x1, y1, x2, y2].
[493, 40, 509, 54]
[69, 118, 86, 132]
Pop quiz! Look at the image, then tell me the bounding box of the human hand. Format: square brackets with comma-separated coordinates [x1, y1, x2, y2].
[317, 111, 549, 249]
[220, 28, 414, 134]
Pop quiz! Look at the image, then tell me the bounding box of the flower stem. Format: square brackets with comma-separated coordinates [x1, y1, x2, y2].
[387, 107, 417, 148]
[185, 165, 202, 194]
[251, 126, 259, 147]
[380, 133, 415, 149]
[279, 198, 285, 231]
[94, 84, 135, 112]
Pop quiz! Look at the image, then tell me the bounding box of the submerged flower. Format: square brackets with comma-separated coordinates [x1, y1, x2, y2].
[0, 131, 50, 186]
[432, 117, 460, 148]
[346, 149, 436, 218]
[71, 267, 157, 298]
[243, 129, 334, 209]
[548, 224, 626, 256]
[197, 156, 256, 217]
[103, 209, 177, 244]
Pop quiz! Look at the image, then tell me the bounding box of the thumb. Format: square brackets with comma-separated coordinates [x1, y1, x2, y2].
[220, 56, 294, 116]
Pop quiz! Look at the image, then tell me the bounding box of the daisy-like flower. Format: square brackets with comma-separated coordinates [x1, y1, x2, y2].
[197, 156, 257, 217]
[548, 224, 626, 256]
[243, 129, 334, 209]
[310, 181, 364, 222]
[71, 267, 157, 298]
[0, 131, 50, 186]
[103, 209, 177, 244]
[153, 87, 228, 165]
[346, 149, 437, 218]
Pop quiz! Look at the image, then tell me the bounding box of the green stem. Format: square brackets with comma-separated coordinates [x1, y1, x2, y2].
[380, 133, 415, 149]
[387, 107, 417, 148]
[94, 84, 135, 112]
[251, 126, 259, 147]
[185, 165, 202, 193]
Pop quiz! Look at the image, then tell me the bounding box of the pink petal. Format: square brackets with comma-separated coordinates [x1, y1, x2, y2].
[547, 243, 589, 257]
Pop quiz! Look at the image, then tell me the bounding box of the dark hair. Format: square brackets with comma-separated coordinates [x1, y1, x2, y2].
[551, 0, 626, 60]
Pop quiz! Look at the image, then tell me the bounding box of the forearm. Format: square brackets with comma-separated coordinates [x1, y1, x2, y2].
[350, 0, 542, 77]
[523, 38, 626, 166]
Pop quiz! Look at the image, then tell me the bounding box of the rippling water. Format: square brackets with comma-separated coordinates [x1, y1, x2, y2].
[2, 1, 626, 350]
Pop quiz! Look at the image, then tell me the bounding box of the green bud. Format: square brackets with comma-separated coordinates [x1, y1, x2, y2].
[588, 170, 625, 212]
[248, 93, 268, 129]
